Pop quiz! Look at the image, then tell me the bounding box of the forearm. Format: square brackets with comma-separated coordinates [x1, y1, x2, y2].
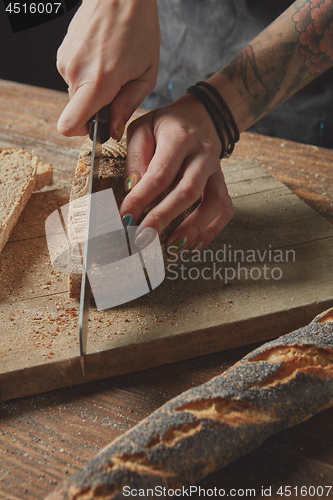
[208, 0, 333, 133]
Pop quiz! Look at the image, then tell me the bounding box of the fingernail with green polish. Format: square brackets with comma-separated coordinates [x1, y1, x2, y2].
[122, 213, 134, 228]
[169, 236, 188, 253]
[125, 172, 140, 192]
[116, 120, 125, 142]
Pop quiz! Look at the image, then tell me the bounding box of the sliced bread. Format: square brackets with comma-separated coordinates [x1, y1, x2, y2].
[0, 147, 38, 253]
[35, 160, 53, 191]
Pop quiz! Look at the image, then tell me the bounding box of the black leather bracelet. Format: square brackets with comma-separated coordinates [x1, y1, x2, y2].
[193, 84, 235, 155]
[186, 85, 226, 159]
[186, 81, 240, 159]
[196, 81, 240, 143]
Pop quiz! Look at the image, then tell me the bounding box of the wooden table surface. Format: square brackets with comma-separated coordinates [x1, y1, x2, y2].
[0, 79, 333, 500]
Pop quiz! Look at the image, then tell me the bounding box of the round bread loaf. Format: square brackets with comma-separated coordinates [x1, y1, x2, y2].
[68, 137, 196, 298]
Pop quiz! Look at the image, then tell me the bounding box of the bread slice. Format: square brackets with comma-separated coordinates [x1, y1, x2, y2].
[35, 161, 53, 191]
[0, 148, 38, 253]
[45, 307, 333, 499]
[68, 137, 196, 298]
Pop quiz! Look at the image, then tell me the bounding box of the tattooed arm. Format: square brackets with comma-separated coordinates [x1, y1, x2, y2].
[119, 0, 333, 252]
[213, 0, 333, 132]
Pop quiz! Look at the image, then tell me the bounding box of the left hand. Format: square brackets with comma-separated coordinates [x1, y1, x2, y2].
[119, 93, 234, 252]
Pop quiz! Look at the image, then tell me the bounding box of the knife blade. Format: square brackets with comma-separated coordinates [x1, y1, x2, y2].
[79, 105, 110, 376]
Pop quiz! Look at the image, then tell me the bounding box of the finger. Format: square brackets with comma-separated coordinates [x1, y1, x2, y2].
[121, 115, 155, 195]
[120, 121, 191, 220]
[132, 150, 218, 238]
[109, 71, 157, 142]
[57, 82, 117, 137]
[130, 154, 223, 254]
[167, 170, 234, 252]
[188, 207, 234, 251]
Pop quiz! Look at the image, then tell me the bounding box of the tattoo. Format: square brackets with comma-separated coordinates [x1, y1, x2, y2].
[293, 0, 333, 74]
[221, 0, 333, 122]
[221, 41, 294, 119]
[239, 45, 269, 94]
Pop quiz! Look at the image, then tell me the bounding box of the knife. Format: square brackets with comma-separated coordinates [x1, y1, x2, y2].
[79, 105, 110, 376]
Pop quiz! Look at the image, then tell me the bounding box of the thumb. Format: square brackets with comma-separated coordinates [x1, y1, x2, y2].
[57, 83, 118, 137]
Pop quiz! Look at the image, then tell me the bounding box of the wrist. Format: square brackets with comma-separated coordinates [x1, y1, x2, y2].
[168, 93, 222, 159]
[186, 81, 240, 159]
[206, 72, 253, 134]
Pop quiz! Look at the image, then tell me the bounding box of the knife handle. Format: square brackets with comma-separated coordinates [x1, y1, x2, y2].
[88, 105, 110, 144]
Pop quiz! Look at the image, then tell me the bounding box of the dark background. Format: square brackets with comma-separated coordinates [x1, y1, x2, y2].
[0, 0, 79, 91]
[0, 0, 332, 148]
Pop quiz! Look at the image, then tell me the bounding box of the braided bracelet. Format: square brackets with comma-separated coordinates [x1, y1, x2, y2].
[186, 85, 226, 158]
[186, 81, 240, 159]
[196, 81, 240, 143]
[188, 84, 235, 156]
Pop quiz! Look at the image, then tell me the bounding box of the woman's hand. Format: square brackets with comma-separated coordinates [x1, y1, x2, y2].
[56, 0, 160, 140]
[119, 93, 234, 252]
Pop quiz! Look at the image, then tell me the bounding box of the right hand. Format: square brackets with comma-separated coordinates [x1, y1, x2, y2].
[56, 0, 161, 140]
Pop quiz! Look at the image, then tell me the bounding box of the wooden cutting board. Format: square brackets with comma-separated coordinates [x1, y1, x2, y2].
[0, 158, 333, 402]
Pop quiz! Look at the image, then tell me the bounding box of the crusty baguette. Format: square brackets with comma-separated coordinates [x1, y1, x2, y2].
[0, 147, 38, 253]
[68, 136, 196, 298]
[46, 307, 333, 500]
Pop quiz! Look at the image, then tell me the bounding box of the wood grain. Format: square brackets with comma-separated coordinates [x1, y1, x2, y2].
[1, 352, 333, 500]
[1, 157, 333, 401]
[231, 133, 333, 224]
